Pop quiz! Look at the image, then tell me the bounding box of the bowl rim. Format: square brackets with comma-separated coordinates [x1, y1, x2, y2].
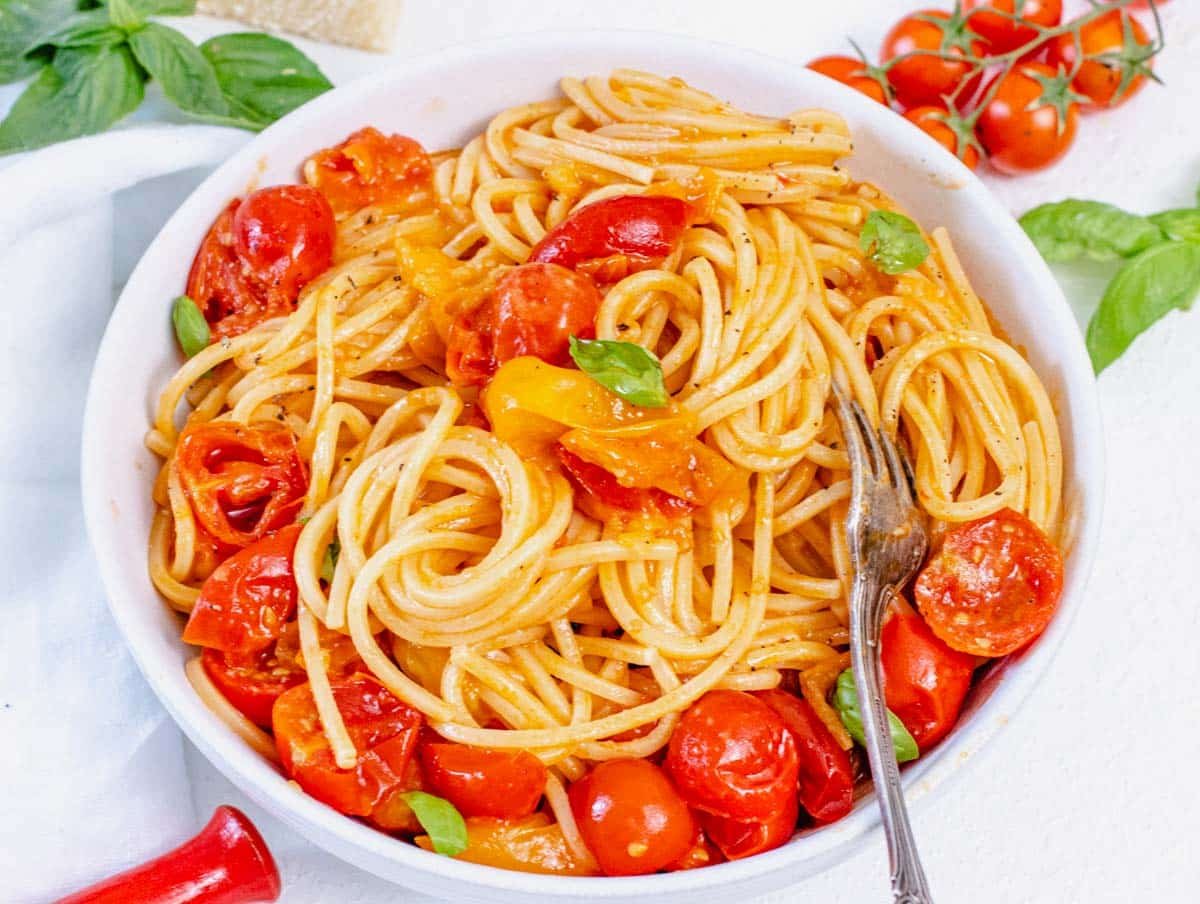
[80, 28, 1105, 899]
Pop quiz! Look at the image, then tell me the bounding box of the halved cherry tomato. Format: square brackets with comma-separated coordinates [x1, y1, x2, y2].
[664, 690, 799, 821]
[420, 743, 547, 819]
[881, 11, 985, 108]
[698, 791, 798, 861]
[806, 56, 888, 105]
[557, 447, 692, 521]
[529, 195, 689, 283]
[964, 0, 1062, 54]
[1047, 10, 1154, 109]
[756, 689, 854, 825]
[881, 612, 976, 750]
[175, 422, 308, 550]
[186, 186, 335, 340]
[304, 127, 433, 214]
[904, 106, 980, 170]
[569, 759, 696, 876]
[418, 814, 598, 876]
[446, 262, 602, 386]
[914, 508, 1064, 657]
[976, 62, 1079, 174]
[273, 673, 424, 829]
[183, 524, 302, 654]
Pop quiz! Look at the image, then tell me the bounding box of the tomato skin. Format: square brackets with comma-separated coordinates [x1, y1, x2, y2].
[175, 422, 308, 550]
[756, 689, 853, 825]
[806, 56, 888, 105]
[881, 11, 984, 108]
[698, 791, 798, 861]
[964, 0, 1062, 54]
[664, 690, 800, 822]
[423, 814, 598, 876]
[881, 613, 976, 750]
[446, 262, 602, 386]
[557, 446, 692, 521]
[568, 759, 696, 876]
[304, 126, 433, 214]
[977, 63, 1078, 174]
[1047, 10, 1152, 109]
[528, 195, 689, 278]
[420, 743, 548, 819]
[185, 200, 260, 342]
[904, 106, 980, 170]
[914, 508, 1064, 657]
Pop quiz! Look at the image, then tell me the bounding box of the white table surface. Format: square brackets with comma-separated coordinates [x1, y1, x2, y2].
[5, 2, 1200, 902]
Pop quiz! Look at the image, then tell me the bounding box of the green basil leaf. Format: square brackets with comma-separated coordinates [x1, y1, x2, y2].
[859, 210, 930, 275]
[1087, 240, 1200, 373]
[129, 0, 196, 14]
[568, 336, 668, 408]
[38, 11, 128, 51]
[172, 295, 210, 357]
[0, 44, 145, 155]
[199, 33, 332, 130]
[320, 537, 340, 583]
[105, 0, 143, 30]
[128, 22, 227, 118]
[1019, 199, 1165, 262]
[833, 668, 919, 764]
[0, 0, 80, 83]
[401, 791, 468, 857]
[1148, 209, 1200, 244]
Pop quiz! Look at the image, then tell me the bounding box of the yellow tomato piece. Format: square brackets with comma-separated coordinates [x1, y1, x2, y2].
[395, 238, 489, 345]
[416, 814, 598, 876]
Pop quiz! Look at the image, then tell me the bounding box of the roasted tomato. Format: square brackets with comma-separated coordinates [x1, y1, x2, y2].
[182, 524, 302, 654]
[976, 62, 1079, 174]
[806, 55, 889, 105]
[665, 826, 723, 871]
[175, 422, 307, 549]
[1047, 9, 1155, 109]
[528, 195, 689, 281]
[273, 673, 424, 829]
[756, 689, 854, 825]
[420, 743, 547, 819]
[964, 0, 1062, 54]
[557, 447, 692, 521]
[881, 612, 977, 750]
[665, 690, 799, 822]
[446, 262, 603, 386]
[569, 759, 696, 876]
[186, 186, 335, 340]
[304, 127, 433, 214]
[419, 814, 597, 876]
[914, 508, 1064, 657]
[881, 11, 985, 108]
[904, 106, 980, 170]
[698, 791, 798, 861]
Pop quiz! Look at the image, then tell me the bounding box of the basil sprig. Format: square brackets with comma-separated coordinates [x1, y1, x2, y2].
[832, 668, 919, 764]
[859, 210, 930, 275]
[568, 335, 669, 408]
[171, 294, 209, 358]
[1019, 200, 1165, 262]
[0, 0, 79, 84]
[401, 791, 468, 857]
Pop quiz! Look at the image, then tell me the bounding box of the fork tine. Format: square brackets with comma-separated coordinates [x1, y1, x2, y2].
[849, 399, 889, 486]
[831, 383, 871, 510]
[879, 430, 916, 508]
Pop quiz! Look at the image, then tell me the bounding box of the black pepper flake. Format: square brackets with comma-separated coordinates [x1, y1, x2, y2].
[348, 276, 357, 289]
[617, 323, 630, 332]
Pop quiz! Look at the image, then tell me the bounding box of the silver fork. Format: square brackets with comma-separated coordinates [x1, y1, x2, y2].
[831, 382, 933, 904]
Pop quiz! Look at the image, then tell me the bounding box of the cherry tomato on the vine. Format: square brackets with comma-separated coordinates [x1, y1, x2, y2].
[904, 106, 980, 170]
[1047, 10, 1155, 109]
[976, 62, 1080, 174]
[806, 56, 889, 105]
[881, 10, 985, 108]
[964, 0, 1063, 55]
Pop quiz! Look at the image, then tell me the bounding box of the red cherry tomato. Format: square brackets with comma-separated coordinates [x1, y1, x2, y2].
[806, 56, 889, 105]
[698, 791, 798, 861]
[914, 508, 1064, 657]
[446, 262, 602, 386]
[664, 690, 799, 821]
[175, 422, 308, 550]
[1047, 10, 1154, 109]
[420, 743, 548, 819]
[568, 759, 696, 876]
[904, 106, 980, 170]
[881, 613, 977, 750]
[881, 11, 985, 108]
[976, 62, 1079, 174]
[756, 689, 854, 825]
[665, 826, 723, 871]
[273, 673, 424, 828]
[304, 126, 433, 214]
[964, 0, 1062, 54]
[528, 195, 689, 280]
[556, 447, 692, 521]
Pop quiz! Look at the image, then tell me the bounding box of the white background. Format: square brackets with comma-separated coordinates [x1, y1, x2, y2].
[3, 2, 1199, 902]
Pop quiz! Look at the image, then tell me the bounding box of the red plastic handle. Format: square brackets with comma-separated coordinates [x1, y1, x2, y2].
[58, 806, 281, 904]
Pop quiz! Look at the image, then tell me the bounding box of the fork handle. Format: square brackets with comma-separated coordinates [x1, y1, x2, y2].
[850, 576, 934, 904]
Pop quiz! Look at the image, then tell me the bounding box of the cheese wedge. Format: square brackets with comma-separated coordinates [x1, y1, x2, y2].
[196, 0, 402, 51]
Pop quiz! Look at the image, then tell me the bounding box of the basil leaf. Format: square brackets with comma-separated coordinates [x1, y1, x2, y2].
[171, 295, 210, 357]
[401, 791, 468, 857]
[0, 0, 79, 83]
[0, 44, 145, 155]
[199, 33, 332, 130]
[38, 11, 128, 51]
[859, 210, 930, 275]
[568, 336, 668, 408]
[128, 22, 227, 118]
[1148, 209, 1200, 245]
[1019, 199, 1165, 262]
[320, 537, 340, 583]
[833, 668, 919, 764]
[1087, 240, 1200, 373]
[105, 0, 143, 30]
[129, 0, 196, 13]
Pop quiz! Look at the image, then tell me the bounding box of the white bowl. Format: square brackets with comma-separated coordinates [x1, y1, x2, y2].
[81, 30, 1103, 904]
